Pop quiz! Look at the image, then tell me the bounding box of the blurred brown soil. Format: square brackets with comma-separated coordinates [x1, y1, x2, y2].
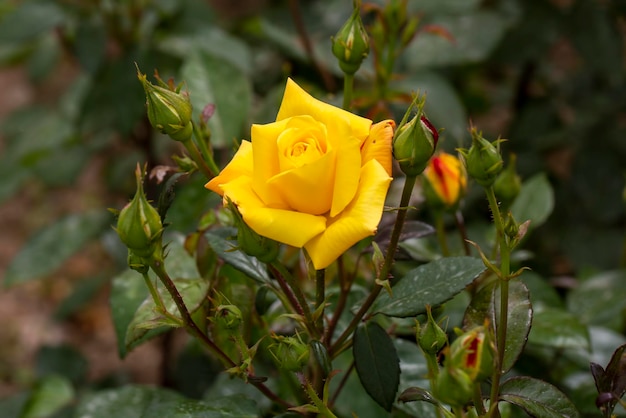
[0, 66, 164, 398]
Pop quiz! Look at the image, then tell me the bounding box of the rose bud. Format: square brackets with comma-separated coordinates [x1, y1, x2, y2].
[331, 0, 370, 75]
[267, 334, 310, 372]
[422, 152, 467, 210]
[393, 112, 438, 176]
[416, 305, 448, 355]
[459, 129, 503, 188]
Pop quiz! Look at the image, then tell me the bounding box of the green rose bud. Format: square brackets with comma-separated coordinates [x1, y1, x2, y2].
[137, 67, 193, 142]
[267, 334, 310, 372]
[493, 154, 521, 210]
[127, 250, 149, 274]
[504, 211, 520, 242]
[393, 108, 438, 176]
[433, 366, 473, 407]
[214, 304, 243, 330]
[447, 326, 494, 382]
[227, 199, 280, 264]
[417, 305, 448, 355]
[459, 129, 503, 187]
[331, 0, 369, 75]
[116, 165, 163, 258]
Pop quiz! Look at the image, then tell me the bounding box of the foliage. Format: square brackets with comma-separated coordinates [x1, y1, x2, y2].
[1, 0, 625, 417]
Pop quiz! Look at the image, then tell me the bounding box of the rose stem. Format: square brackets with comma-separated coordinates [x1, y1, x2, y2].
[342, 73, 354, 111]
[433, 211, 450, 257]
[329, 174, 417, 357]
[315, 269, 326, 336]
[455, 209, 472, 256]
[191, 121, 220, 177]
[150, 258, 291, 408]
[485, 185, 511, 418]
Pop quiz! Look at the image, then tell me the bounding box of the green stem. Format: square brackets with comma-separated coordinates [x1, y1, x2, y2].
[330, 175, 417, 357]
[485, 186, 511, 418]
[270, 263, 318, 338]
[455, 210, 471, 256]
[433, 211, 450, 257]
[150, 257, 291, 408]
[141, 272, 166, 313]
[342, 73, 354, 111]
[316, 269, 326, 337]
[191, 121, 220, 176]
[182, 133, 215, 180]
[473, 383, 487, 416]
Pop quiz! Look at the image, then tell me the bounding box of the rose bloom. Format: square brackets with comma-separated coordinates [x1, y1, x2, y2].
[423, 152, 467, 208]
[206, 79, 394, 269]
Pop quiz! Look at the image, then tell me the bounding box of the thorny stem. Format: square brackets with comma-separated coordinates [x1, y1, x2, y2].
[330, 175, 418, 357]
[485, 186, 511, 418]
[149, 257, 291, 408]
[141, 271, 167, 314]
[181, 135, 215, 180]
[455, 210, 472, 256]
[316, 269, 326, 337]
[191, 121, 220, 177]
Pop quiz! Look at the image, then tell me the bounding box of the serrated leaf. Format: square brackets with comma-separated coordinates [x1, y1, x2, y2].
[181, 51, 251, 148]
[20, 375, 74, 418]
[74, 386, 258, 418]
[4, 210, 111, 286]
[500, 377, 580, 418]
[205, 229, 270, 283]
[353, 322, 400, 411]
[125, 277, 210, 352]
[374, 257, 485, 318]
[511, 173, 554, 230]
[528, 307, 590, 351]
[464, 279, 532, 373]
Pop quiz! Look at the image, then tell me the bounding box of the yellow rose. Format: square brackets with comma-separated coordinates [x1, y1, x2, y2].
[423, 152, 467, 209]
[206, 78, 394, 269]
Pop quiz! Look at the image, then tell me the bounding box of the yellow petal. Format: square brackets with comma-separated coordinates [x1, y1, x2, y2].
[330, 137, 361, 217]
[205, 140, 253, 195]
[268, 150, 335, 215]
[361, 119, 394, 176]
[304, 160, 392, 269]
[250, 120, 290, 208]
[276, 78, 371, 143]
[425, 152, 466, 206]
[222, 176, 327, 248]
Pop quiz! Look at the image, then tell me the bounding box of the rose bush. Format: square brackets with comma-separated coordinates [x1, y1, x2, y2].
[206, 78, 394, 269]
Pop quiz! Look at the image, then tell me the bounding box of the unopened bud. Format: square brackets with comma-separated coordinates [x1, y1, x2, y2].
[459, 129, 503, 187]
[331, 0, 369, 75]
[447, 326, 494, 382]
[417, 305, 448, 355]
[393, 102, 438, 176]
[137, 67, 193, 142]
[504, 212, 519, 242]
[267, 334, 310, 372]
[215, 304, 243, 330]
[127, 250, 149, 274]
[493, 154, 521, 210]
[433, 366, 473, 407]
[423, 152, 467, 210]
[116, 165, 163, 258]
[228, 199, 279, 264]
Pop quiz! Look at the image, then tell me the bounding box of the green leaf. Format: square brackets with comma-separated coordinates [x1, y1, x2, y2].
[74, 386, 258, 418]
[374, 256, 485, 318]
[110, 269, 149, 358]
[4, 210, 111, 286]
[353, 321, 400, 411]
[464, 279, 532, 373]
[20, 375, 74, 418]
[528, 307, 590, 351]
[566, 270, 626, 331]
[54, 275, 109, 320]
[205, 229, 270, 284]
[0, 392, 28, 418]
[125, 277, 210, 351]
[181, 50, 251, 148]
[35, 345, 88, 386]
[510, 172, 554, 230]
[0, 1, 66, 43]
[500, 377, 580, 418]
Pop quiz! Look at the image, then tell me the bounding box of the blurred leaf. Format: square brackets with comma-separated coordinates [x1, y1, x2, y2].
[181, 50, 251, 148]
[408, 0, 481, 14]
[74, 386, 258, 418]
[464, 279, 532, 373]
[35, 345, 88, 386]
[110, 269, 149, 358]
[511, 172, 554, 230]
[566, 270, 626, 331]
[0, 1, 66, 43]
[519, 271, 563, 310]
[31, 144, 92, 187]
[391, 71, 468, 145]
[353, 321, 400, 411]
[4, 210, 112, 286]
[21, 375, 74, 418]
[27, 32, 61, 81]
[55, 275, 109, 320]
[528, 307, 590, 351]
[374, 256, 485, 317]
[75, 15, 107, 74]
[8, 112, 75, 165]
[205, 228, 271, 284]
[500, 377, 580, 418]
[404, 11, 511, 70]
